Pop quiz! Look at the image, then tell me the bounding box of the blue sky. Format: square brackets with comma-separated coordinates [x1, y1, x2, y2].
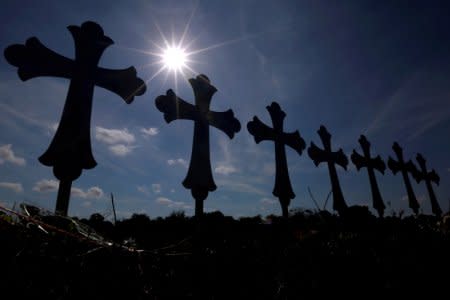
[1, 0, 449, 219]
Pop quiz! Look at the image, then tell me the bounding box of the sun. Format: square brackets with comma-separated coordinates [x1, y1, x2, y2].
[162, 46, 188, 72]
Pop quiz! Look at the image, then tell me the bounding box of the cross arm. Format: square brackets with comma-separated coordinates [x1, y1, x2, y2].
[428, 170, 440, 185]
[4, 37, 74, 81]
[387, 157, 400, 174]
[155, 89, 198, 123]
[94, 66, 146, 104]
[406, 160, 420, 182]
[351, 150, 365, 171]
[282, 131, 306, 156]
[372, 155, 386, 174]
[207, 109, 241, 139]
[247, 116, 275, 143]
[308, 142, 324, 167]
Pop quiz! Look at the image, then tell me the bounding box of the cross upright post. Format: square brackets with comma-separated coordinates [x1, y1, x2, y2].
[4, 21, 146, 215]
[414, 153, 442, 216]
[351, 135, 386, 217]
[387, 142, 420, 215]
[308, 125, 349, 215]
[155, 74, 240, 218]
[247, 102, 305, 218]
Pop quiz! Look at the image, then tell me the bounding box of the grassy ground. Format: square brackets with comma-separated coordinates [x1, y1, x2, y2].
[1, 208, 450, 298]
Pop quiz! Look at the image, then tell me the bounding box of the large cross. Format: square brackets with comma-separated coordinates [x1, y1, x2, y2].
[4, 21, 146, 216]
[308, 125, 348, 215]
[247, 102, 305, 218]
[387, 142, 420, 214]
[351, 135, 386, 217]
[413, 153, 442, 216]
[155, 74, 241, 217]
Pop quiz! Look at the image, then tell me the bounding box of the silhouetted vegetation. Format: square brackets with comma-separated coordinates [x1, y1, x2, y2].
[1, 206, 450, 298]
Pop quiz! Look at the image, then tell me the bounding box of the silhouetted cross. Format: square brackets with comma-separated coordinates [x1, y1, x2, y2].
[247, 102, 305, 218]
[351, 135, 386, 217]
[308, 125, 348, 215]
[414, 153, 442, 216]
[155, 74, 241, 217]
[387, 142, 420, 214]
[4, 21, 146, 216]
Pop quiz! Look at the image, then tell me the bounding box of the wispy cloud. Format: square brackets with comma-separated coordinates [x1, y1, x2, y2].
[260, 197, 277, 205]
[0, 182, 23, 193]
[216, 179, 268, 196]
[152, 183, 161, 194]
[32, 179, 104, 199]
[364, 68, 450, 141]
[137, 184, 161, 196]
[95, 127, 135, 144]
[140, 127, 159, 137]
[214, 136, 239, 176]
[167, 158, 188, 168]
[0, 144, 26, 166]
[137, 185, 151, 196]
[155, 197, 191, 209]
[108, 144, 134, 156]
[215, 165, 237, 175]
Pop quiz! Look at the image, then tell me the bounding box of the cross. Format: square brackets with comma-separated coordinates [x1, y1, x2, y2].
[4, 21, 146, 216]
[155, 74, 241, 217]
[413, 153, 442, 216]
[351, 135, 386, 217]
[308, 125, 348, 215]
[387, 142, 420, 214]
[247, 102, 305, 218]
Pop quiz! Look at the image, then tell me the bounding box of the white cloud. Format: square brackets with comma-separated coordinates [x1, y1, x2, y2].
[137, 185, 151, 196]
[0, 182, 23, 193]
[216, 179, 267, 196]
[50, 122, 58, 132]
[81, 201, 92, 208]
[155, 197, 191, 210]
[0, 144, 26, 166]
[215, 165, 237, 175]
[155, 197, 172, 205]
[32, 179, 103, 199]
[260, 197, 277, 205]
[108, 144, 133, 156]
[140, 127, 159, 136]
[167, 158, 188, 167]
[71, 186, 104, 199]
[95, 127, 135, 144]
[33, 179, 58, 192]
[152, 183, 161, 194]
[262, 163, 275, 176]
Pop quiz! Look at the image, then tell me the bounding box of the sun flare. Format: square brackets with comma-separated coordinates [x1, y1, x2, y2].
[162, 46, 187, 71]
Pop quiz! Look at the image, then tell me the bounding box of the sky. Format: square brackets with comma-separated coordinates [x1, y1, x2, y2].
[0, 0, 449, 219]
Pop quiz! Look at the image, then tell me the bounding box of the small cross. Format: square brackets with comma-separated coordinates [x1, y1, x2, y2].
[351, 135, 386, 217]
[414, 153, 442, 216]
[4, 21, 146, 215]
[247, 102, 306, 218]
[155, 74, 241, 217]
[387, 142, 420, 214]
[308, 125, 348, 215]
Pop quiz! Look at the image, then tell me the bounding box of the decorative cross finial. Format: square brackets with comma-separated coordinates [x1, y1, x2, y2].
[387, 142, 420, 214]
[247, 102, 305, 217]
[351, 135, 386, 217]
[413, 153, 442, 216]
[308, 125, 348, 215]
[4, 21, 146, 215]
[155, 74, 240, 217]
